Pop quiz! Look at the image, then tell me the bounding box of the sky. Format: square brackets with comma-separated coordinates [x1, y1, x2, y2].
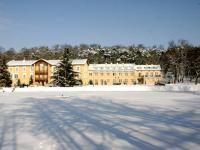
[0, 0, 200, 50]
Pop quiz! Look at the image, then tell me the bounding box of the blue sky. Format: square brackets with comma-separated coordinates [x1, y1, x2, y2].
[0, 0, 200, 50]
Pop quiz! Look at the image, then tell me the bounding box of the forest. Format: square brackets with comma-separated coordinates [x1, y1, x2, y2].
[0, 40, 200, 84]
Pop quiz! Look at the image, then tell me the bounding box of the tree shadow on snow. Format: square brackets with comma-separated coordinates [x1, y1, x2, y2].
[0, 95, 200, 150]
[0, 104, 17, 150]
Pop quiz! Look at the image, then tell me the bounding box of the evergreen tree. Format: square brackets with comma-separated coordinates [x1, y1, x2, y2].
[17, 79, 21, 87]
[29, 76, 33, 85]
[53, 48, 77, 87]
[0, 56, 12, 87]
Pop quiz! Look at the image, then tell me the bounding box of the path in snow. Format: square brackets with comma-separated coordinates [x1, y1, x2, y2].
[0, 91, 200, 150]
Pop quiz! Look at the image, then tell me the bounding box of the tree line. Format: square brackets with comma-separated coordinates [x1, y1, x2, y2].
[0, 39, 200, 86]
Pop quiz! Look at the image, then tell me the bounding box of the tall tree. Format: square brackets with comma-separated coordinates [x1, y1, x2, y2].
[29, 76, 33, 85]
[0, 56, 12, 87]
[186, 47, 200, 84]
[53, 48, 77, 87]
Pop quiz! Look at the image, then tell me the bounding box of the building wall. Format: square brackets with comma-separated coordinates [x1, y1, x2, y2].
[87, 70, 162, 85]
[8, 65, 34, 86]
[88, 71, 137, 85]
[7, 59, 163, 86]
[72, 63, 89, 85]
[135, 70, 162, 85]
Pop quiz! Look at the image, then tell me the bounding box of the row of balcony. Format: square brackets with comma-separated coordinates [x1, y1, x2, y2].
[35, 70, 48, 75]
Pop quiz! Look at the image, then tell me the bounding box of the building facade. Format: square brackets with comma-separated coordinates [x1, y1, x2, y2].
[7, 59, 162, 86]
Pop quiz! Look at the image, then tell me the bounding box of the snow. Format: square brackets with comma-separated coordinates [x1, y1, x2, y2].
[0, 86, 200, 149]
[1, 84, 200, 93]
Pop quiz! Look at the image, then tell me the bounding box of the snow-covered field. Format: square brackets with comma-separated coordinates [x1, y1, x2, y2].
[2, 84, 200, 93]
[0, 86, 200, 150]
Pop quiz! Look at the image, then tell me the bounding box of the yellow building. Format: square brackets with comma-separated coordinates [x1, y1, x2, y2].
[7, 59, 162, 86]
[88, 64, 162, 85]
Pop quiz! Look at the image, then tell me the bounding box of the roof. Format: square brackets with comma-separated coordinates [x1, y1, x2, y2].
[7, 60, 36, 66]
[134, 65, 161, 70]
[89, 64, 161, 71]
[89, 64, 135, 72]
[71, 59, 87, 65]
[7, 59, 88, 66]
[47, 60, 60, 65]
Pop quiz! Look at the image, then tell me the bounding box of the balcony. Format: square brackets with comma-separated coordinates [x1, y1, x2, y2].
[35, 70, 48, 75]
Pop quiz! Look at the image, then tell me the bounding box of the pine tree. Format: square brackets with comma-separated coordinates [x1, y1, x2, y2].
[29, 76, 33, 85]
[53, 48, 77, 87]
[0, 56, 12, 87]
[17, 79, 21, 87]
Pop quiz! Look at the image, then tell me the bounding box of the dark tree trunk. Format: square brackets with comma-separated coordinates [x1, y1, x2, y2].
[195, 77, 198, 85]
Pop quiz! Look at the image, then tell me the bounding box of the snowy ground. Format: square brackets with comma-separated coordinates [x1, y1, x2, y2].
[0, 88, 200, 149]
[2, 84, 200, 93]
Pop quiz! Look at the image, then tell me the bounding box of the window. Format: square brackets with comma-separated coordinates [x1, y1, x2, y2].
[89, 73, 92, 76]
[113, 73, 116, 76]
[89, 80, 93, 85]
[95, 80, 98, 85]
[76, 66, 80, 72]
[23, 74, 26, 79]
[150, 72, 153, 77]
[40, 64, 44, 68]
[23, 66, 26, 72]
[145, 72, 149, 77]
[14, 74, 18, 79]
[9, 68, 12, 72]
[16, 67, 18, 72]
[101, 79, 104, 85]
[107, 73, 110, 76]
[119, 79, 122, 83]
[95, 72, 98, 76]
[155, 72, 161, 77]
[125, 73, 128, 76]
[119, 73, 122, 76]
[124, 79, 128, 84]
[100, 73, 104, 76]
[131, 73, 134, 76]
[39, 75, 43, 79]
[139, 73, 142, 77]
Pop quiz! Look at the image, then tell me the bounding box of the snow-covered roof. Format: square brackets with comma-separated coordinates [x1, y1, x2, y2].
[47, 60, 60, 65]
[89, 64, 135, 72]
[89, 64, 161, 71]
[134, 65, 161, 70]
[7, 60, 36, 66]
[71, 59, 87, 65]
[7, 59, 87, 66]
